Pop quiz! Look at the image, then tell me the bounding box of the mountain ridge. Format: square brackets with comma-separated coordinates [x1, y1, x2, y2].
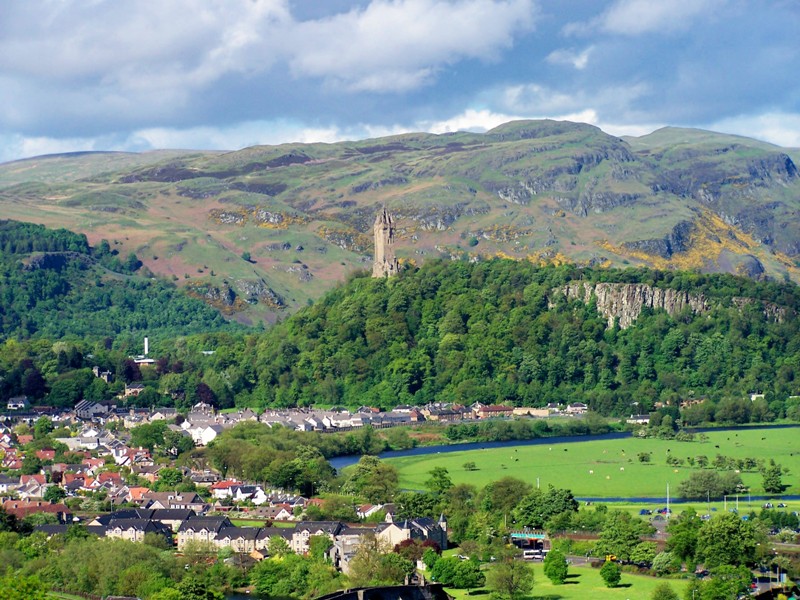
[1, 119, 798, 322]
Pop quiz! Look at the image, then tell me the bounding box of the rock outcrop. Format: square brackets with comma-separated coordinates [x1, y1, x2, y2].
[557, 282, 709, 328]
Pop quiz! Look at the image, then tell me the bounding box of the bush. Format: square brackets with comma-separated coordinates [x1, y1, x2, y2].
[543, 548, 568, 584]
[600, 560, 621, 588]
[650, 581, 679, 600]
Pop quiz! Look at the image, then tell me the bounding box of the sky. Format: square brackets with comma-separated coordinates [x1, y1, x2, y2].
[1, 0, 799, 163]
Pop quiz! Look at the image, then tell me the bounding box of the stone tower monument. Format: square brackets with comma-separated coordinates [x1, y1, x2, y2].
[372, 207, 400, 278]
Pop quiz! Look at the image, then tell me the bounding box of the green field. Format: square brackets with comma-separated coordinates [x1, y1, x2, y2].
[387, 427, 800, 498]
[444, 562, 688, 600]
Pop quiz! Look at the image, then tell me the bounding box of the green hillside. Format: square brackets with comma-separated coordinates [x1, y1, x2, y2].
[0, 219, 235, 343]
[1, 120, 798, 324]
[234, 259, 800, 416]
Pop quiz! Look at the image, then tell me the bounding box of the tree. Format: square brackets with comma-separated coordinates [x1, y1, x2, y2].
[0, 573, 48, 600]
[267, 535, 292, 557]
[150, 589, 182, 600]
[348, 533, 409, 587]
[677, 470, 742, 500]
[154, 467, 183, 490]
[241, 251, 252, 263]
[596, 510, 653, 562]
[599, 560, 621, 588]
[698, 565, 753, 600]
[33, 416, 53, 439]
[543, 548, 568, 584]
[426, 466, 453, 494]
[761, 459, 784, 493]
[20, 455, 42, 475]
[486, 549, 534, 600]
[651, 551, 680, 576]
[513, 485, 579, 530]
[431, 557, 484, 589]
[43, 486, 66, 503]
[341, 455, 399, 503]
[695, 512, 761, 569]
[309, 534, 333, 562]
[176, 576, 224, 600]
[650, 581, 679, 600]
[666, 508, 702, 565]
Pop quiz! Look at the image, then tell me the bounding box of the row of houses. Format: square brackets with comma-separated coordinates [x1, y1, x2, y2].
[4, 397, 590, 449]
[35, 511, 448, 574]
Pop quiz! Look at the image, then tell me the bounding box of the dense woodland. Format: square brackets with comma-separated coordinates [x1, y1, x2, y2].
[0, 220, 233, 342]
[2, 220, 800, 423]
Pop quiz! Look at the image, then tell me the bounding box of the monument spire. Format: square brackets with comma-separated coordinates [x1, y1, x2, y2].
[372, 206, 400, 278]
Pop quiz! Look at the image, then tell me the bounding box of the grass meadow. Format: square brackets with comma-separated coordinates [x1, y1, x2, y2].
[387, 426, 800, 499]
[443, 562, 688, 600]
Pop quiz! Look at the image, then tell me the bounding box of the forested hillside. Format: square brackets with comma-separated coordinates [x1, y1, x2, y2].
[3, 224, 800, 422]
[239, 260, 800, 417]
[0, 220, 234, 341]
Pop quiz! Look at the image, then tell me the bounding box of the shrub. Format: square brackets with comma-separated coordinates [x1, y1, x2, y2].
[600, 560, 621, 588]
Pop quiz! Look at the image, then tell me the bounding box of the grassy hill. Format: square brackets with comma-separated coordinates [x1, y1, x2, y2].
[1, 120, 798, 323]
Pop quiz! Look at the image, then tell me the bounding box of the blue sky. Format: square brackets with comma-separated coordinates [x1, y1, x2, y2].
[1, 0, 798, 163]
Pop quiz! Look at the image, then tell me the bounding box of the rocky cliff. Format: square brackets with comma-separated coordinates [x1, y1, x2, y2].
[557, 281, 709, 328]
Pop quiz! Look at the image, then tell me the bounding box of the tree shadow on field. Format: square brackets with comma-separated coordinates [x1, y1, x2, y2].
[529, 595, 564, 599]
[562, 573, 581, 584]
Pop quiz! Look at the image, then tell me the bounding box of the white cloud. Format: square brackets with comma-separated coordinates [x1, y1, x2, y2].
[566, 0, 727, 36]
[707, 112, 800, 148]
[546, 46, 594, 70]
[0, 1, 289, 85]
[499, 81, 651, 118]
[287, 0, 537, 91]
[423, 108, 521, 133]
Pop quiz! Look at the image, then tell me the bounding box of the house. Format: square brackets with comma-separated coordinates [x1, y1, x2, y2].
[0, 474, 21, 494]
[197, 424, 224, 446]
[231, 485, 268, 506]
[75, 400, 109, 420]
[3, 498, 72, 523]
[150, 508, 195, 532]
[6, 396, 29, 411]
[626, 414, 651, 425]
[189, 471, 220, 487]
[475, 404, 514, 419]
[150, 408, 177, 421]
[258, 505, 293, 521]
[513, 407, 550, 418]
[290, 521, 345, 555]
[105, 518, 173, 544]
[255, 526, 295, 553]
[209, 480, 238, 500]
[376, 515, 447, 550]
[92, 366, 113, 382]
[176, 515, 232, 549]
[356, 504, 382, 519]
[214, 526, 261, 553]
[88, 508, 154, 527]
[124, 383, 145, 398]
[35, 449, 56, 461]
[566, 402, 588, 415]
[142, 491, 206, 513]
[329, 526, 370, 573]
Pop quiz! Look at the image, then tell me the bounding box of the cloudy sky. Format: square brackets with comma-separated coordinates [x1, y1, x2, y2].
[1, 0, 798, 163]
